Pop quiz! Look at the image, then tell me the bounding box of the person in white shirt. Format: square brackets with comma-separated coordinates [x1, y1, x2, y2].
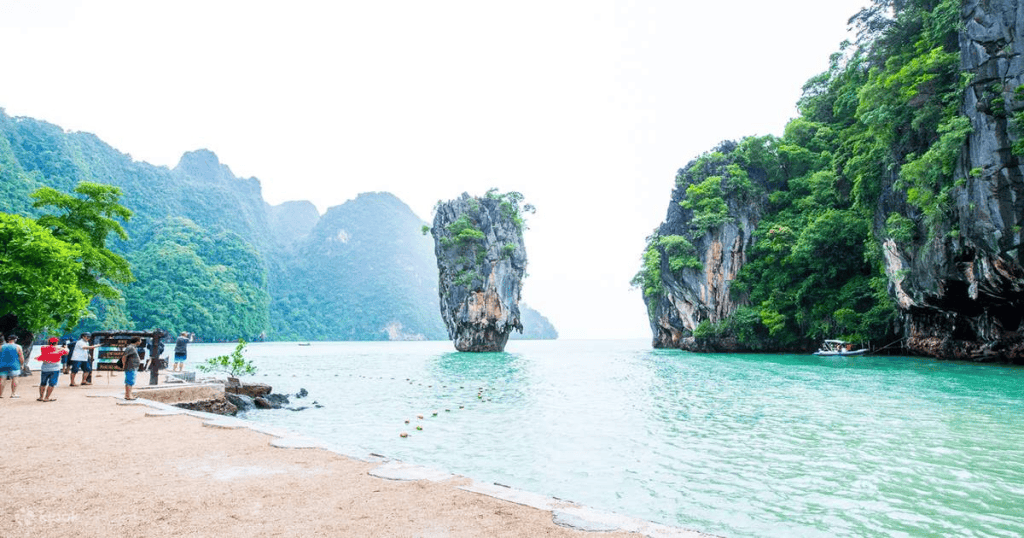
[68, 333, 100, 387]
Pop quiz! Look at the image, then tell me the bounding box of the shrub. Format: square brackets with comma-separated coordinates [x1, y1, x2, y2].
[197, 339, 256, 378]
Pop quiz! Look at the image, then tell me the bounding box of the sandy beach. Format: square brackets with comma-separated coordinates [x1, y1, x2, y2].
[0, 369, 696, 538]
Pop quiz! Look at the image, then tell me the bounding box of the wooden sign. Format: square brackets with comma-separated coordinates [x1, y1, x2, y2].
[88, 330, 164, 372]
[95, 335, 132, 371]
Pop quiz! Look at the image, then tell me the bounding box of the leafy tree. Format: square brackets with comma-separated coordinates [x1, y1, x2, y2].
[31, 182, 133, 299]
[631, 239, 664, 315]
[682, 176, 730, 230]
[0, 213, 89, 332]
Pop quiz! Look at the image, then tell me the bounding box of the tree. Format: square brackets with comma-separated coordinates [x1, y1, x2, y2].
[31, 182, 134, 300]
[0, 213, 89, 332]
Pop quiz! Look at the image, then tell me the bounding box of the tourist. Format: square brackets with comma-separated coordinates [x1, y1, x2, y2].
[37, 337, 68, 402]
[61, 338, 73, 374]
[68, 333, 99, 386]
[122, 336, 142, 400]
[0, 334, 25, 398]
[173, 332, 193, 372]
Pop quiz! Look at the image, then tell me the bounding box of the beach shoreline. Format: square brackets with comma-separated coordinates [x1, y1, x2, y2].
[1, 369, 705, 537]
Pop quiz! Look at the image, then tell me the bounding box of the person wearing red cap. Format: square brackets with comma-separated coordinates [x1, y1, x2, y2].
[37, 337, 68, 402]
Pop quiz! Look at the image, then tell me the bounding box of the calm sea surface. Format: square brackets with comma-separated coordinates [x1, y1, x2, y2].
[187, 339, 1024, 538]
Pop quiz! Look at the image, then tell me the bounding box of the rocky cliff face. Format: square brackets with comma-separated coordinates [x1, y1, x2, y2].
[878, 0, 1024, 362]
[645, 142, 770, 350]
[431, 193, 526, 351]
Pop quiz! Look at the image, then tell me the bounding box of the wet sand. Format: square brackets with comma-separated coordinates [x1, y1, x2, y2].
[0, 369, 700, 538]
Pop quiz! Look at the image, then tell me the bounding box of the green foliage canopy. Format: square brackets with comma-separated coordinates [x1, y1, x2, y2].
[0, 213, 89, 332]
[31, 181, 134, 300]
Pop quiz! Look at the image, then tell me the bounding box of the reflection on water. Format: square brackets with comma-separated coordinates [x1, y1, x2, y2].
[189, 340, 1024, 538]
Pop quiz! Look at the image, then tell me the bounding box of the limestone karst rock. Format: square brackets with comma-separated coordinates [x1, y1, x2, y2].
[639, 1, 1024, 362]
[430, 192, 527, 351]
[640, 141, 773, 352]
[877, 0, 1024, 361]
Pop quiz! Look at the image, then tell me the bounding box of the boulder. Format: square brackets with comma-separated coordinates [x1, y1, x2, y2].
[224, 392, 255, 411]
[173, 397, 238, 416]
[225, 379, 272, 398]
[253, 397, 274, 409]
[264, 393, 289, 406]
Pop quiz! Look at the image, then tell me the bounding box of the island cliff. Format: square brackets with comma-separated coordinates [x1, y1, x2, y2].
[430, 191, 528, 352]
[637, 0, 1024, 363]
[639, 141, 774, 351]
[881, 0, 1024, 361]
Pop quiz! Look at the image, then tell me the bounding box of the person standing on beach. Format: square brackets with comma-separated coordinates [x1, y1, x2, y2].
[0, 334, 25, 398]
[68, 333, 99, 386]
[61, 339, 73, 374]
[122, 336, 141, 400]
[37, 337, 68, 402]
[173, 332, 192, 372]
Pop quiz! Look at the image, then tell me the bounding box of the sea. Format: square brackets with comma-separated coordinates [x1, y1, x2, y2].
[184, 339, 1024, 538]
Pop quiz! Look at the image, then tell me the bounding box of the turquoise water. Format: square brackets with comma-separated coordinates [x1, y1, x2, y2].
[187, 339, 1024, 537]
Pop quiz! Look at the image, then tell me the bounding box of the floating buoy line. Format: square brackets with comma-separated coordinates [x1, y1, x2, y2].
[304, 373, 514, 439]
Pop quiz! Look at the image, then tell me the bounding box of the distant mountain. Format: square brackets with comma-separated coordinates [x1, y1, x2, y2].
[271, 192, 447, 341]
[268, 200, 319, 251]
[0, 108, 556, 341]
[511, 304, 558, 340]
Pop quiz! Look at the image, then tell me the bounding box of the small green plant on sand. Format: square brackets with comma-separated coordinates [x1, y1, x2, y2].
[198, 339, 256, 378]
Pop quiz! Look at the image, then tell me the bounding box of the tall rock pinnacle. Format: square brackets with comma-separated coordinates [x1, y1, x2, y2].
[429, 191, 530, 351]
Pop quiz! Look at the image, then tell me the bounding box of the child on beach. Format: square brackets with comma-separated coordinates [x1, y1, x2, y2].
[37, 337, 68, 402]
[0, 334, 25, 398]
[122, 336, 142, 400]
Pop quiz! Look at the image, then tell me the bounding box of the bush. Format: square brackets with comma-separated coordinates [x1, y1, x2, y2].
[197, 339, 256, 378]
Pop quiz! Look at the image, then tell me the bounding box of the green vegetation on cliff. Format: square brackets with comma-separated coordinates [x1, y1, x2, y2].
[637, 0, 963, 348]
[121, 218, 270, 341]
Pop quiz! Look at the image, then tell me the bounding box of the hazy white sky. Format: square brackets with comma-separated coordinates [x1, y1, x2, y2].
[0, 0, 868, 340]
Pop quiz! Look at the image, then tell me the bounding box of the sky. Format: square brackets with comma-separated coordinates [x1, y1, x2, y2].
[0, 0, 869, 340]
